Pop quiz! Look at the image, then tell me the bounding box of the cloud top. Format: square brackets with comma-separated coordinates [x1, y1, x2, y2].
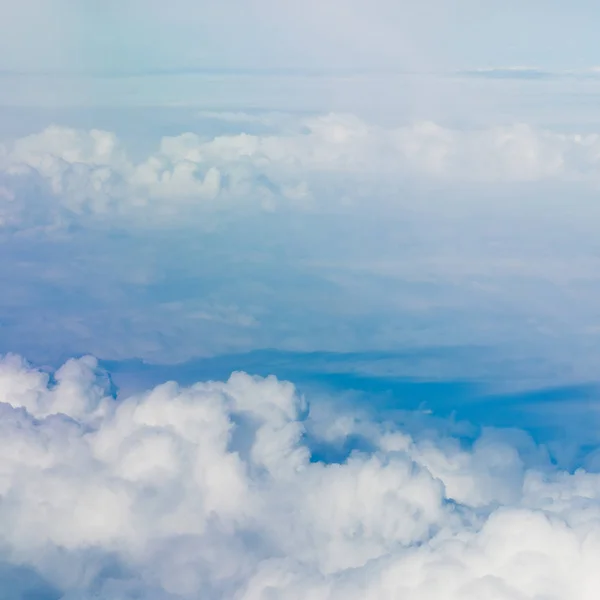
[3, 114, 600, 229]
[0, 353, 600, 598]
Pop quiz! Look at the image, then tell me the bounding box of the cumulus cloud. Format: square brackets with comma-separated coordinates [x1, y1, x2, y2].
[0, 353, 599, 598]
[3, 113, 600, 228]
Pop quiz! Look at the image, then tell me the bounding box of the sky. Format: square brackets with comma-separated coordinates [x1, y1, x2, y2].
[3, 0, 600, 73]
[3, 1, 600, 599]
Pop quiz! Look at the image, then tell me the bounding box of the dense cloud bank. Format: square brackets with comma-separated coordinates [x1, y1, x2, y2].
[2, 113, 600, 228]
[0, 353, 599, 598]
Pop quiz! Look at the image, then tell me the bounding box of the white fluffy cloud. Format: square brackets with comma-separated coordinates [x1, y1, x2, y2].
[1, 353, 600, 598]
[3, 114, 600, 228]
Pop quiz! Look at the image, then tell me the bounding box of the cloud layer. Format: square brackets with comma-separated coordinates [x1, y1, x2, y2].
[3, 113, 600, 228]
[0, 353, 599, 598]
[3, 111, 600, 378]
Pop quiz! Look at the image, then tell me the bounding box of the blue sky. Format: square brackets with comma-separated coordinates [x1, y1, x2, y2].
[3, 2, 600, 599]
